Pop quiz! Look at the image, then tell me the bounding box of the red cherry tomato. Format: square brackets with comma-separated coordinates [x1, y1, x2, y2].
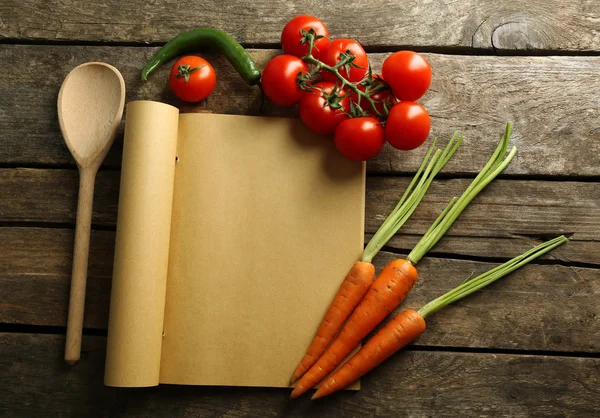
[385, 102, 430, 151]
[350, 74, 399, 117]
[261, 55, 309, 107]
[320, 38, 368, 83]
[299, 82, 350, 135]
[169, 56, 216, 102]
[281, 15, 329, 59]
[382, 51, 432, 101]
[334, 116, 386, 161]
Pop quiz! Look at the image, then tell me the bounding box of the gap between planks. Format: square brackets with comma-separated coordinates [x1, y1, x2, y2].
[3, 38, 600, 57]
[2, 164, 600, 183]
[0, 325, 598, 360]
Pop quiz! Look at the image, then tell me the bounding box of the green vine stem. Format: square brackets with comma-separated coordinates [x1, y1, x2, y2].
[362, 132, 464, 263]
[418, 235, 568, 319]
[300, 32, 392, 118]
[406, 122, 517, 265]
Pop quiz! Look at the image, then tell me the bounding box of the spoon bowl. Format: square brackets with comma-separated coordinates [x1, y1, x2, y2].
[58, 62, 125, 168]
[58, 62, 125, 364]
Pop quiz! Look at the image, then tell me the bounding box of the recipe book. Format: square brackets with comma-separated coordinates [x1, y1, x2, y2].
[104, 100, 365, 388]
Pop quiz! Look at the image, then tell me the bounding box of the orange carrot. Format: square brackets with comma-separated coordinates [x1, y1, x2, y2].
[291, 261, 374, 383]
[291, 124, 517, 399]
[290, 259, 418, 398]
[312, 236, 567, 399]
[313, 309, 426, 399]
[290, 136, 463, 383]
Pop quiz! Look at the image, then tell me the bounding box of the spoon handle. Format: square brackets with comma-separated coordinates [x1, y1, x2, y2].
[65, 167, 97, 364]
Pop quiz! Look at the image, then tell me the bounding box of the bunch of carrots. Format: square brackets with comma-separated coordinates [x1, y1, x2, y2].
[289, 131, 464, 383]
[289, 124, 568, 399]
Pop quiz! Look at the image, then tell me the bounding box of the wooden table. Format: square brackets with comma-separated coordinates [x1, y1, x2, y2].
[2, 1, 599, 416]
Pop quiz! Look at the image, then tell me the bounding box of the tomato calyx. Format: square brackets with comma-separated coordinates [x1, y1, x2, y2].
[174, 64, 206, 82]
[338, 50, 363, 78]
[314, 83, 347, 110]
[356, 71, 398, 116]
[298, 32, 392, 120]
[297, 70, 314, 92]
[300, 28, 328, 48]
[360, 69, 386, 95]
[348, 100, 368, 118]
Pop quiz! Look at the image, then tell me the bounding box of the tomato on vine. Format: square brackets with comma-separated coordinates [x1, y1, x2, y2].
[261, 55, 309, 106]
[169, 56, 216, 102]
[320, 39, 369, 83]
[382, 51, 432, 101]
[281, 15, 329, 59]
[264, 15, 434, 157]
[299, 82, 350, 135]
[385, 102, 431, 151]
[351, 74, 399, 118]
[334, 116, 386, 161]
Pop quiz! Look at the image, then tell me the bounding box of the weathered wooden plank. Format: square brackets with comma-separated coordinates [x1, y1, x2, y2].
[0, 168, 119, 225]
[1, 333, 598, 417]
[373, 233, 600, 266]
[366, 177, 600, 243]
[1, 45, 600, 176]
[1, 0, 599, 52]
[1, 168, 597, 246]
[2, 227, 598, 352]
[2, 165, 597, 263]
[0, 227, 114, 328]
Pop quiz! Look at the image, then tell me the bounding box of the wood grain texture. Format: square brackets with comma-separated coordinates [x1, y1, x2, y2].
[56, 60, 126, 363]
[1, 167, 597, 262]
[2, 227, 598, 353]
[64, 168, 96, 364]
[0, 168, 119, 224]
[0, 227, 114, 329]
[374, 233, 600, 266]
[366, 177, 600, 246]
[1, 169, 597, 254]
[1, 1, 599, 413]
[1, 0, 600, 52]
[1, 333, 599, 417]
[1, 45, 600, 176]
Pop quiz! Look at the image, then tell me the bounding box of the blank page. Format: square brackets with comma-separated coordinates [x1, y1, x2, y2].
[159, 113, 365, 387]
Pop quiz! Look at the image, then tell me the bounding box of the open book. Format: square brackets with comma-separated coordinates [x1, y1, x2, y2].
[104, 101, 366, 388]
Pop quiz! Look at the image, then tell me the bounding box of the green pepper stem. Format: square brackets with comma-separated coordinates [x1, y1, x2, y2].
[418, 236, 568, 319]
[407, 123, 516, 265]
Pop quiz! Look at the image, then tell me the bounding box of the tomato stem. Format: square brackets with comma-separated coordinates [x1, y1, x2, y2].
[301, 33, 391, 119]
[175, 64, 205, 82]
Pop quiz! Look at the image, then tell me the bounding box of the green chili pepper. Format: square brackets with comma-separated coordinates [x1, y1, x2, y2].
[141, 28, 261, 86]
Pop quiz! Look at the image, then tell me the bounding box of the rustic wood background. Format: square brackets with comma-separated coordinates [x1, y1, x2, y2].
[1, 1, 599, 416]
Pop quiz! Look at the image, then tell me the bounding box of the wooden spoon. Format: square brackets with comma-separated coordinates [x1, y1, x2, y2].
[58, 62, 125, 365]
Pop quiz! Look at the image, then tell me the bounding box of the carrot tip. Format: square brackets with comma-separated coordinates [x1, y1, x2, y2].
[311, 391, 324, 400]
[290, 385, 308, 400]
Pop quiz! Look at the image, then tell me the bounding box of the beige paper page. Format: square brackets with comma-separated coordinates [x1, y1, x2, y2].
[160, 113, 365, 388]
[104, 101, 179, 387]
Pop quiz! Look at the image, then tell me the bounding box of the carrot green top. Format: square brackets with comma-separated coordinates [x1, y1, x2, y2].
[406, 123, 517, 265]
[361, 133, 463, 263]
[418, 235, 567, 319]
